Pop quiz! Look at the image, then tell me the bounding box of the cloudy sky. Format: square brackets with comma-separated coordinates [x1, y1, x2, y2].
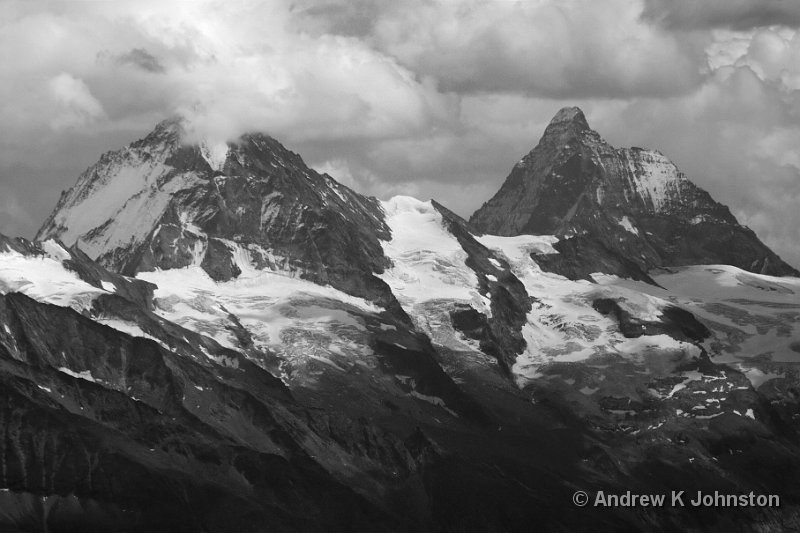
[2, 0, 800, 267]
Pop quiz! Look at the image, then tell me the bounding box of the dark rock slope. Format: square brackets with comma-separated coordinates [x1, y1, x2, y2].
[3, 270, 800, 532]
[470, 107, 798, 279]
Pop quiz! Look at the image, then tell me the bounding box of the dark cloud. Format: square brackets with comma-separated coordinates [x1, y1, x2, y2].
[642, 0, 800, 30]
[114, 48, 165, 73]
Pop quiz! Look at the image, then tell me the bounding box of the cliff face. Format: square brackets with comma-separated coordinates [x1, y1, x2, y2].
[470, 107, 799, 279]
[36, 119, 394, 306]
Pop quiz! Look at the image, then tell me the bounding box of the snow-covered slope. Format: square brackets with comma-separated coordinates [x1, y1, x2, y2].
[618, 148, 688, 213]
[0, 241, 108, 311]
[136, 251, 384, 386]
[379, 197, 486, 307]
[375, 196, 707, 388]
[371, 193, 799, 422]
[477, 235, 701, 385]
[37, 119, 204, 262]
[0, 236, 236, 363]
[602, 265, 800, 368]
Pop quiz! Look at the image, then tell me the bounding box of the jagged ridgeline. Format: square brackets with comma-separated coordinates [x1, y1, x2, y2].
[37, 118, 398, 307]
[0, 108, 796, 532]
[470, 107, 798, 280]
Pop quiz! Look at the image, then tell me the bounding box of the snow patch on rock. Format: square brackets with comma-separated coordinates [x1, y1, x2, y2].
[618, 216, 639, 235]
[58, 367, 96, 383]
[623, 150, 683, 212]
[475, 234, 559, 263]
[41, 240, 71, 261]
[200, 141, 229, 172]
[101, 281, 116, 293]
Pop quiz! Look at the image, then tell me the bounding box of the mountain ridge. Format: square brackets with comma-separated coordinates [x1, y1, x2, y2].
[3, 111, 799, 531]
[35, 118, 404, 312]
[470, 106, 798, 279]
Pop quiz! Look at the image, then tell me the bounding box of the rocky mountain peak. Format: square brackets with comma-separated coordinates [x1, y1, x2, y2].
[36, 118, 396, 305]
[546, 106, 590, 131]
[127, 116, 186, 152]
[149, 115, 185, 137]
[471, 108, 798, 279]
[539, 106, 596, 146]
[513, 106, 603, 174]
[116, 117, 299, 178]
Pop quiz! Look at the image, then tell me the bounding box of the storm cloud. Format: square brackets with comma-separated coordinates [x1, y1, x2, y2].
[1, 0, 799, 267]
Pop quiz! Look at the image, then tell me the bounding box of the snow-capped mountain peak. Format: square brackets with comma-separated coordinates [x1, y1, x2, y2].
[36, 118, 393, 305]
[470, 106, 798, 279]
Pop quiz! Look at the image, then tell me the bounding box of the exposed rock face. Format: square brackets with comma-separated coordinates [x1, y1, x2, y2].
[0, 291, 409, 532]
[4, 250, 800, 532]
[432, 201, 531, 373]
[470, 107, 799, 279]
[36, 119, 395, 307]
[5, 111, 800, 532]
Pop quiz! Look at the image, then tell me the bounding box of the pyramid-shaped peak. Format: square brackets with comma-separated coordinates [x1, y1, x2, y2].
[470, 105, 799, 278]
[547, 106, 590, 130]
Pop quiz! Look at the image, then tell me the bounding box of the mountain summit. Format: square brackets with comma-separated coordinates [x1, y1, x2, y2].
[543, 105, 591, 134]
[470, 107, 798, 279]
[36, 118, 395, 304]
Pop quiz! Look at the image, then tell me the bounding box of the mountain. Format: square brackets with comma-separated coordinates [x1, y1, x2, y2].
[33, 119, 533, 379]
[470, 107, 799, 280]
[1, 115, 799, 531]
[0, 235, 440, 531]
[36, 118, 396, 309]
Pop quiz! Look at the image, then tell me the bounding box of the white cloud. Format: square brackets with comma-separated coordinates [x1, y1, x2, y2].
[47, 73, 106, 130]
[1, 0, 457, 144]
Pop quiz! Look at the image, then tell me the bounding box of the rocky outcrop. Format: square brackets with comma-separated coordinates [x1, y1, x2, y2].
[432, 201, 531, 373]
[470, 107, 799, 279]
[592, 297, 711, 342]
[36, 119, 397, 308]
